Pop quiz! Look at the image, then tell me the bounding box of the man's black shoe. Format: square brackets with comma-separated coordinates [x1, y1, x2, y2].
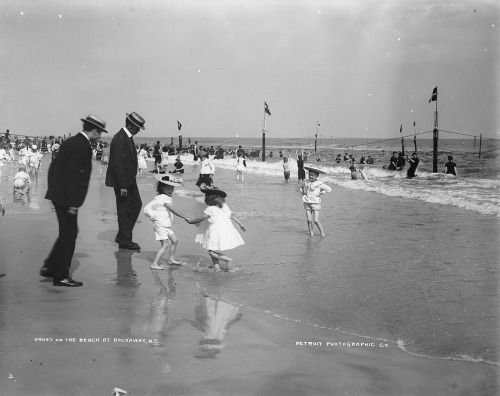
[39, 267, 54, 278]
[53, 277, 83, 287]
[119, 243, 140, 251]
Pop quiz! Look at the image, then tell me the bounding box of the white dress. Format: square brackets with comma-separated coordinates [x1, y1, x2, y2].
[137, 149, 148, 170]
[195, 204, 244, 251]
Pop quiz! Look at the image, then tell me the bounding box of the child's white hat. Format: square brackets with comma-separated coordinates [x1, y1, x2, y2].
[154, 173, 183, 187]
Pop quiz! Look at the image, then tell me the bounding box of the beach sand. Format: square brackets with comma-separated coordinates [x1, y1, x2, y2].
[0, 158, 498, 396]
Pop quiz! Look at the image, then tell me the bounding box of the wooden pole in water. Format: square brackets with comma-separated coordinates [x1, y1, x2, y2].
[433, 101, 439, 173]
[314, 122, 319, 152]
[400, 124, 405, 155]
[413, 121, 417, 153]
[261, 121, 266, 162]
[262, 102, 267, 162]
[479, 133, 482, 158]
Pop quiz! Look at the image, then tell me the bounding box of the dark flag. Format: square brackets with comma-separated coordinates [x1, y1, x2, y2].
[177, 121, 182, 131]
[428, 87, 438, 103]
[264, 102, 271, 116]
[400, 124, 403, 133]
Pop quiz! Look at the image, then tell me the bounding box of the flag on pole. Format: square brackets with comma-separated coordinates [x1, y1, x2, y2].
[428, 87, 438, 103]
[264, 102, 271, 116]
[177, 121, 182, 131]
[400, 124, 403, 133]
[413, 121, 416, 127]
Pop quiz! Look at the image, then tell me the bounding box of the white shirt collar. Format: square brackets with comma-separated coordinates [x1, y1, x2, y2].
[123, 127, 133, 138]
[79, 131, 90, 141]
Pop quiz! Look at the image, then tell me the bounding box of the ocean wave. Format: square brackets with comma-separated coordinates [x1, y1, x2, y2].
[172, 153, 500, 217]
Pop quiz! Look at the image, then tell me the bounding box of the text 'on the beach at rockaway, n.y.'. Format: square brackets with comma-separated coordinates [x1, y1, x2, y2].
[33, 337, 160, 344]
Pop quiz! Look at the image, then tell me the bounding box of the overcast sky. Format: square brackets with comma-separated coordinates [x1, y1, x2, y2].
[1, 0, 498, 140]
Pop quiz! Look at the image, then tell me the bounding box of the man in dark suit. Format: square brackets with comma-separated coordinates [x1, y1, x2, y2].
[40, 115, 108, 287]
[105, 112, 145, 251]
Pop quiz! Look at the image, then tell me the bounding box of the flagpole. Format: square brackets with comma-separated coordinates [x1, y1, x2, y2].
[433, 87, 438, 173]
[400, 124, 405, 156]
[314, 122, 319, 152]
[262, 107, 266, 162]
[413, 121, 417, 153]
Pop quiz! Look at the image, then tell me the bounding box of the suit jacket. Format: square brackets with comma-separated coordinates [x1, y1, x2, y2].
[105, 128, 138, 188]
[45, 133, 92, 207]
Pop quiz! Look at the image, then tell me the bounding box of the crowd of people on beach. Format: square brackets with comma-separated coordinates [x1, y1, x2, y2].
[1, 119, 461, 288]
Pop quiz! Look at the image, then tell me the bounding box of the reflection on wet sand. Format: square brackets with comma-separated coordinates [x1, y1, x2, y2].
[112, 250, 140, 287]
[191, 293, 242, 359]
[145, 269, 178, 347]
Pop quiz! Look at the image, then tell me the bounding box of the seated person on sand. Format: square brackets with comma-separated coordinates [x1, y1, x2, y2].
[170, 156, 184, 174]
[13, 166, 32, 195]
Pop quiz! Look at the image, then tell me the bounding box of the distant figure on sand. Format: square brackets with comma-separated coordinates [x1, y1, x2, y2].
[143, 174, 190, 270]
[406, 152, 419, 179]
[297, 154, 305, 182]
[300, 166, 332, 237]
[41, 115, 108, 287]
[282, 156, 290, 182]
[13, 166, 31, 195]
[137, 143, 149, 177]
[99, 142, 110, 177]
[444, 155, 457, 176]
[196, 150, 215, 189]
[160, 146, 169, 172]
[187, 187, 246, 272]
[170, 155, 184, 173]
[106, 111, 146, 251]
[236, 153, 245, 182]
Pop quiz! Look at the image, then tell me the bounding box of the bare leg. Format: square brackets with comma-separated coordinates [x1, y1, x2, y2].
[313, 210, 326, 236]
[151, 239, 170, 269]
[167, 233, 181, 264]
[305, 210, 314, 236]
[208, 250, 220, 269]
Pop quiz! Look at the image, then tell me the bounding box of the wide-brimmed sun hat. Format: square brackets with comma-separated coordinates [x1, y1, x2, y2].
[80, 115, 108, 133]
[154, 173, 183, 187]
[304, 166, 325, 174]
[31, 145, 37, 150]
[126, 112, 146, 130]
[200, 186, 227, 198]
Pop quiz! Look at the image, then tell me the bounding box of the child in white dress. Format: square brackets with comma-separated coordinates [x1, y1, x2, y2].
[143, 174, 190, 270]
[187, 187, 246, 271]
[137, 144, 148, 177]
[300, 166, 332, 237]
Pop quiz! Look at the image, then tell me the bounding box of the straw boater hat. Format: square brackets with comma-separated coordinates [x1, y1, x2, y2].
[200, 186, 227, 198]
[80, 115, 108, 133]
[154, 173, 183, 187]
[126, 112, 146, 130]
[303, 166, 325, 174]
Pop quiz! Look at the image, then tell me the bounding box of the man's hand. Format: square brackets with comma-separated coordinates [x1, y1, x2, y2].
[68, 207, 78, 215]
[120, 188, 128, 197]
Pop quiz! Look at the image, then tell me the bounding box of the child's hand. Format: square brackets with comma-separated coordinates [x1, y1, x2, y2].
[184, 217, 191, 222]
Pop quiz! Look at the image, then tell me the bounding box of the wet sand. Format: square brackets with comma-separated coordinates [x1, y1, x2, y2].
[0, 159, 498, 395]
